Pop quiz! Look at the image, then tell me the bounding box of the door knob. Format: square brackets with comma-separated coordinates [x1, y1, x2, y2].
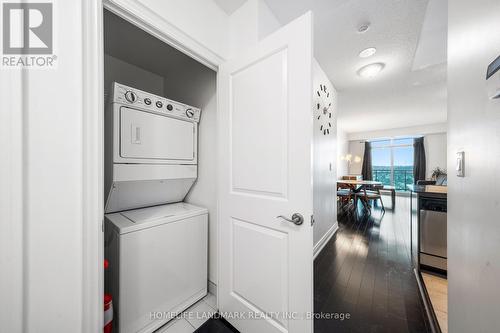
[276, 213, 304, 225]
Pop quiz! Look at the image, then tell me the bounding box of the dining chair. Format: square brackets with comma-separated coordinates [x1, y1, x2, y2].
[337, 184, 353, 210]
[355, 185, 385, 214]
[337, 188, 352, 203]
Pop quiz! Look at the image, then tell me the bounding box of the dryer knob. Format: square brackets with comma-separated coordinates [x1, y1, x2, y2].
[125, 91, 137, 103]
[186, 108, 195, 118]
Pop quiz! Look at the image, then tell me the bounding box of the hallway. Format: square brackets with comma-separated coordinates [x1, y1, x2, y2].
[314, 196, 430, 332]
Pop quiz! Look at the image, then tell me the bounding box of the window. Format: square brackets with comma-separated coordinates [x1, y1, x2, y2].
[371, 138, 414, 191]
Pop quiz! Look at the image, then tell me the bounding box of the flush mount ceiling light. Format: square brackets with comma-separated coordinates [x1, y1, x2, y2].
[359, 47, 377, 58]
[357, 63, 385, 78]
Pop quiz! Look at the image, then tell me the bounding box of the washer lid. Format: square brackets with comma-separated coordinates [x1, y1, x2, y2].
[122, 202, 207, 223]
[106, 202, 208, 234]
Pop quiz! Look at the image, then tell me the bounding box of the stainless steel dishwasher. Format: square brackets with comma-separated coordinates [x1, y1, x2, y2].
[419, 197, 447, 271]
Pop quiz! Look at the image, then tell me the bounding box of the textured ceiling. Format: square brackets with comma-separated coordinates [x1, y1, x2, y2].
[264, 0, 447, 133]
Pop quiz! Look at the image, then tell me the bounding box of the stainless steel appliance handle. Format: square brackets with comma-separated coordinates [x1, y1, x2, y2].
[276, 213, 304, 225]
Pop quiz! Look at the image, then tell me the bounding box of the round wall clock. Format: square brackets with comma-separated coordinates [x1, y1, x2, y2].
[315, 83, 333, 135]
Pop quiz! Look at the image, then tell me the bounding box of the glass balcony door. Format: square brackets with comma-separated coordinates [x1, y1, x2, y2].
[371, 138, 414, 191]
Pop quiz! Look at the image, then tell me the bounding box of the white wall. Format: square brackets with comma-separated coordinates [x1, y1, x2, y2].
[128, 0, 282, 63]
[448, 0, 500, 332]
[104, 54, 164, 98]
[257, 0, 281, 39]
[313, 60, 338, 248]
[229, 0, 281, 57]
[347, 140, 365, 175]
[135, 0, 231, 59]
[337, 126, 349, 177]
[228, 0, 258, 55]
[424, 133, 447, 179]
[347, 122, 447, 141]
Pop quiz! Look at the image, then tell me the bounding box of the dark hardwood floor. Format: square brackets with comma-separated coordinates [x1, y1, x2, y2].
[314, 196, 430, 333]
[195, 317, 240, 333]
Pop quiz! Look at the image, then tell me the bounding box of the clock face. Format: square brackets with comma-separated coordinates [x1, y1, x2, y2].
[315, 83, 333, 135]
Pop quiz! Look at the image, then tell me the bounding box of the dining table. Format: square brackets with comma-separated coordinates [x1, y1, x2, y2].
[337, 179, 383, 192]
[337, 179, 383, 210]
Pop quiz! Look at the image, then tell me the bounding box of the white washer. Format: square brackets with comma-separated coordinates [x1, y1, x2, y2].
[105, 202, 208, 333]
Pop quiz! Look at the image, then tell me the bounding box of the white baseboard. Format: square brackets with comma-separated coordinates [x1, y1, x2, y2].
[208, 280, 217, 297]
[313, 222, 339, 259]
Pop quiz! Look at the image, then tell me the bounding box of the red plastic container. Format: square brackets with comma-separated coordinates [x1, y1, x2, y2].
[104, 294, 113, 333]
[104, 259, 113, 333]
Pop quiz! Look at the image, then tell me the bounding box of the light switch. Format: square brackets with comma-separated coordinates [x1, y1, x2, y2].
[456, 151, 465, 177]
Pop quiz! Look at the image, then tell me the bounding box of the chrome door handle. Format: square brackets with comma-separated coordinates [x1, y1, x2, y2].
[276, 213, 304, 225]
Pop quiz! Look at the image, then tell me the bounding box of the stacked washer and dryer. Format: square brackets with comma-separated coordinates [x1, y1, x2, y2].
[104, 82, 208, 333]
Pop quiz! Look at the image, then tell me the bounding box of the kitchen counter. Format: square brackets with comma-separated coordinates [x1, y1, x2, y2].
[407, 184, 447, 198]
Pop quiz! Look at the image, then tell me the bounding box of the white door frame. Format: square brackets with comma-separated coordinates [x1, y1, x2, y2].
[82, 0, 224, 330]
[81, 1, 104, 332]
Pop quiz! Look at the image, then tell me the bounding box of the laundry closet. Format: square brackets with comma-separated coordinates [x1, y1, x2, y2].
[103, 9, 217, 333]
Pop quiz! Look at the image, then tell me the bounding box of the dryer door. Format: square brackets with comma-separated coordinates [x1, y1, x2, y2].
[120, 107, 195, 162]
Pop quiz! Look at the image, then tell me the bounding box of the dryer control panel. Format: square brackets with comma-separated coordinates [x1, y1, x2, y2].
[111, 82, 201, 122]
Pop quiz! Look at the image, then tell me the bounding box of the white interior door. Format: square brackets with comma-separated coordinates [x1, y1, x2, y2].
[218, 12, 314, 333]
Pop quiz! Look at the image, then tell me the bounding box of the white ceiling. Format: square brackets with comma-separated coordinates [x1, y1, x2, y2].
[260, 0, 448, 133]
[213, 0, 247, 15]
[412, 0, 447, 71]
